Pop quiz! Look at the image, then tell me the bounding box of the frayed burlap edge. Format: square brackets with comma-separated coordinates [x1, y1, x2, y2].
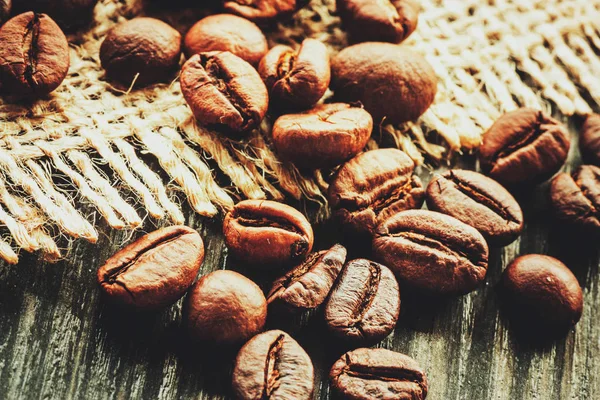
[0, 0, 599, 263]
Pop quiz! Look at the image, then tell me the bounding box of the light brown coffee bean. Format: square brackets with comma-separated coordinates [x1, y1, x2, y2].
[183, 14, 267, 66]
[97, 226, 204, 310]
[223, 200, 314, 268]
[258, 38, 330, 110]
[0, 12, 69, 96]
[328, 148, 425, 238]
[267, 244, 347, 311]
[100, 17, 181, 87]
[272, 103, 373, 169]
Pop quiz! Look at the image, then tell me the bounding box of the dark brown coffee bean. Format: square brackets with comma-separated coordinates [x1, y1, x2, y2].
[426, 169, 524, 246]
[100, 18, 181, 87]
[232, 330, 314, 400]
[330, 348, 428, 400]
[373, 210, 489, 295]
[258, 38, 330, 110]
[12, 0, 97, 31]
[550, 165, 600, 233]
[324, 259, 400, 345]
[223, 200, 314, 268]
[180, 51, 268, 133]
[97, 226, 204, 310]
[501, 254, 583, 333]
[337, 0, 419, 44]
[184, 270, 266, 346]
[0, 12, 69, 96]
[0, 0, 11, 25]
[331, 42, 437, 124]
[328, 148, 425, 238]
[267, 244, 347, 311]
[183, 14, 267, 66]
[224, 0, 302, 24]
[581, 113, 600, 166]
[272, 103, 373, 169]
[479, 108, 570, 185]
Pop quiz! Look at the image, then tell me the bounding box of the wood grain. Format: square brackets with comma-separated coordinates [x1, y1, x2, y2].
[0, 125, 599, 400]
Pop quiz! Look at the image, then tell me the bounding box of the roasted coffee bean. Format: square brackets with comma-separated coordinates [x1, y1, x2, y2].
[180, 51, 268, 133]
[373, 210, 489, 295]
[12, 0, 97, 31]
[0, 12, 69, 96]
[330, 348, 428, 400]
[0, 0, 10, 25]
[550, 165, 600, 233]
[100, 18, 181, 87]
[267, 244, 347, 311]
[97, 226, 204, 310]
[331, 42, 437, 124]
[183, 14, 267, 66]
[501, 254, 583, 333]
[337, 0, 419, 44]
[328, 148, 424, 238]
[272, 103, 372, 169]
[426, 169, 524, 246]
[324, 259, 400, 345]
[258, 38, 330, 110]
[232, 330, 314, 400]
[224, 0, 302, 24]
[223, 200, 314, 267]
[479, 108, 570, 185]
[581, 113, 600, 166]
[184, 270, 267, 346]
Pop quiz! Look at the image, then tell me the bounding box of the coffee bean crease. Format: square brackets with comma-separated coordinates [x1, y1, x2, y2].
[202, 54, 253, 126]
[262, 334, 285, 398]
[445, 171, 520, 224]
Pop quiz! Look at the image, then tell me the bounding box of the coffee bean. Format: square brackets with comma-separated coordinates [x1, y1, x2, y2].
[184, 270, 267, 346]
[0, 12, 69, 96]
[224, 0, 301, 24]
[501, 254, 583, 333]
[223, 200, 314, 268]
[272, 103, 373, 169]
[12, 0, 97, 31]
[550, 165, 600, 233]
[331, 42, 437, 124]
[100, 18, 181, 87]
[373, 210, 489, 295]
[97, 226, 204, 310]
[258, 38, 330, 110]
[328, 148, 425, 238]
[0, 0, 11, 25]
[180, 51, 268, 133]
[330, 348, 428, 400]
[324, 259, 400, 345]
[426, 169, 524, 246]
[581, 113, 600, 166]
[479, 108, 570, 185]
[337, 0, 419, 44]
[267, 244, 347, 311]
[183, 14, 267, 66]
[232, 330, 314, 400]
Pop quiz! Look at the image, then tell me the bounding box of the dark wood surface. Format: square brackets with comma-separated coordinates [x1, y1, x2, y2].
[0, 122, 599, 400]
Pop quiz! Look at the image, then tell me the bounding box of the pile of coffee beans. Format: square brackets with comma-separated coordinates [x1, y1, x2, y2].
[94, 100, 599, 396]
[0, 1, 595, 398]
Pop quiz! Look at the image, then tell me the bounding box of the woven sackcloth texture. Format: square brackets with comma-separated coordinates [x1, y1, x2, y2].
[0, 0, 598, 264]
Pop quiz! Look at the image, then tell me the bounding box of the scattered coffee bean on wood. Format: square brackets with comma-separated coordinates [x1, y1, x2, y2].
[232, 330, 314, 400]
[97, 226, 204, 310]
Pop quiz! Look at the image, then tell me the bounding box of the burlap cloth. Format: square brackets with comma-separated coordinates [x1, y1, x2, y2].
[0, 0, 598, 264]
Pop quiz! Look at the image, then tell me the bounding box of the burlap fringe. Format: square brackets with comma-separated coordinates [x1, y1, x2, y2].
[0, 0, 599, 263]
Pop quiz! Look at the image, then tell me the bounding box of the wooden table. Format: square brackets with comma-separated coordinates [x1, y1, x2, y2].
[0, 128, 598, 400]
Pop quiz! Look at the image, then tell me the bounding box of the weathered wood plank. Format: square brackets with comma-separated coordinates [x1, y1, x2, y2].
[1, 126, 600, 400]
